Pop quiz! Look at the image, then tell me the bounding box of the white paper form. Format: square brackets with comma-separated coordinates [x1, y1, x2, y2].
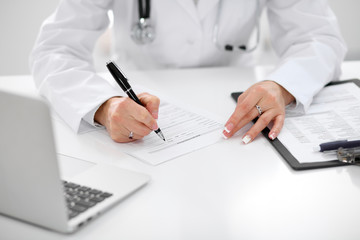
[277, 82, 360, 163]
[97, 101, 224, 165]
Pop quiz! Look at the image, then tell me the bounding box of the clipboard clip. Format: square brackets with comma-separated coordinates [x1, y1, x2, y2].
[337, 147, 360, 165]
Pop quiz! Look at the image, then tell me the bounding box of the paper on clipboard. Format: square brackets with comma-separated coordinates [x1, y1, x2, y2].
[277, 82, 360, 163]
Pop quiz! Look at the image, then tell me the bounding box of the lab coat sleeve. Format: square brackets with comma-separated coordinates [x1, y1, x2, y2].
[30, 0, 120, 133]
[265, 0, 347, 113]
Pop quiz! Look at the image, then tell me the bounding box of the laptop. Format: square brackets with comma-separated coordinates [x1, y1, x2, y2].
[0, 89, 150, 233]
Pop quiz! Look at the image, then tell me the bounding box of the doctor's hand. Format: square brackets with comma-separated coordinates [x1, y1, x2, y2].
[222, 81, 295, 144]
[94, 93, 160, 143]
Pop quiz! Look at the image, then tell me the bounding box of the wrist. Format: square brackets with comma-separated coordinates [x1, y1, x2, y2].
[94, 101, 107, 127]
[94, 97, 120, 127]
[265, 80, 295, 106]
[280, 85, 295, 105]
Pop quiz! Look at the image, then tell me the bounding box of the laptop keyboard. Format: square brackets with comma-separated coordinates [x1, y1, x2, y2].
[63, 181, 113, 219]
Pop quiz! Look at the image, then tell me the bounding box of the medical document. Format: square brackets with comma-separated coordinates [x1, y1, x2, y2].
[97, 101, 223, 165]
[277, 82, 360, 163]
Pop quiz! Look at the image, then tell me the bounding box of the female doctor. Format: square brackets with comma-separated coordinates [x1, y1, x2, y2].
[30, 0, 346, 143]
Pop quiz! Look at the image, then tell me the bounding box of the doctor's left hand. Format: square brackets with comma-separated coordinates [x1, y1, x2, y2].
[222, 81, 295, 144]
[94, 93, 160, 143]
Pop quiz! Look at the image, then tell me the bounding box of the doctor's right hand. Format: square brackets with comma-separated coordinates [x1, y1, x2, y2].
[94, 93, 160, 143]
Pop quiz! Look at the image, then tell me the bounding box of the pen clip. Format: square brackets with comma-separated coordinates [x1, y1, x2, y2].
[106, 60, 128, 79]
[106, 60, 131, 92]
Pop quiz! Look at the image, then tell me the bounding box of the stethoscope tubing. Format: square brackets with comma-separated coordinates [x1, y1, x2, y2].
[133, 0, 261, 52]
[213, 0, 261, 52]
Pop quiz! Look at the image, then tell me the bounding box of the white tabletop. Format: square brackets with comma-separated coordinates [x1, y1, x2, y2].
[1, 62, 360, 240]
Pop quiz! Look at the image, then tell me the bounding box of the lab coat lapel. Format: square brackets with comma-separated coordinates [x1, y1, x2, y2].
[175, 0, 200, 25]
[198, 0, 219, 20]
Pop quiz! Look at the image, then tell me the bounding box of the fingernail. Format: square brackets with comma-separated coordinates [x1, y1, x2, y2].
[222, 132, 228, 140]
[269, 132, 277, 140]
[152, 111, 158, 119]
[224, 122, 234, 133]
[242, 135, 252, 144]
[152, 123, 158, 130]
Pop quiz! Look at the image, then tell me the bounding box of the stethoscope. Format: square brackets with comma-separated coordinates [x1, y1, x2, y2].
[131, 0, 155, 45]
[131, 0, 261, 53]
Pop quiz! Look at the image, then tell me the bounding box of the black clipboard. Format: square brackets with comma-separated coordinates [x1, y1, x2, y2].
[231, 79, 360, 170]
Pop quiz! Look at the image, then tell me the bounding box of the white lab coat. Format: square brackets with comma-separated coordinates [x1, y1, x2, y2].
[30, 0, 346, 133]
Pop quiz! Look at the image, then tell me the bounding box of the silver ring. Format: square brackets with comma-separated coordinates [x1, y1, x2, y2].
[255, 104, 262, 116]
[129, 131, 134, 139]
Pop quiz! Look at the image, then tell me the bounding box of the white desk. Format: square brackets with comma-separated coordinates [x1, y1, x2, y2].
[1, 62, 360, 240]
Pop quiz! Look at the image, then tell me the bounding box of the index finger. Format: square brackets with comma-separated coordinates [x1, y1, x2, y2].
[138, 92, 160, 119]
[224, 89, 262, 135]
[127, 100, 159, 131]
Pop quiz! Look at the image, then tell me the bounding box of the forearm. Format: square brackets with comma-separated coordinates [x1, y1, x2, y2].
[266, 0, 347, 112]
[30, 0, 119, 132]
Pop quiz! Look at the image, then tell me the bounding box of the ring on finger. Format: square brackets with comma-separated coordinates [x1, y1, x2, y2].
[255, 104, 262, 116]
[129, 131, 134, 139]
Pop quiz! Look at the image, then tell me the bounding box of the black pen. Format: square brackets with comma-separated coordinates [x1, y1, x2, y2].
[314, 139, 360, 152]
[106, 60, 166, 141]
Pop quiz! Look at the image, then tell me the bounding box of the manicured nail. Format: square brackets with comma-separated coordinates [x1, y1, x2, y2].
[224, 122, 234, 133]
[222, 132, 228, 140]
[242, 135, 252, 144]
[269, 132, 277, 140]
